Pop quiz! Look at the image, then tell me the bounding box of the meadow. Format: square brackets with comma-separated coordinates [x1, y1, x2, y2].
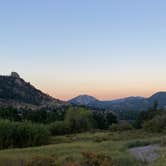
[0, 130, 165, 166]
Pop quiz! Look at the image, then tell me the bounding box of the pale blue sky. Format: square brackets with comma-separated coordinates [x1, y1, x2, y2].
[0, 0, 166, 100]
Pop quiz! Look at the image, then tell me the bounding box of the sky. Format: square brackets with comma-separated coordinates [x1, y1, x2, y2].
[0, 0, 166, 100]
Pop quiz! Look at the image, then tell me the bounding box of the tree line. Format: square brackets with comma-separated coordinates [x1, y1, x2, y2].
[0, 106, 117, 149]
[0, 101, 166, 150]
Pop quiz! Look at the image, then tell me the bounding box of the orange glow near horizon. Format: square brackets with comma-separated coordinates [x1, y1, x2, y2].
[39, 85, 165, 101]
[25, 70, 166, 101]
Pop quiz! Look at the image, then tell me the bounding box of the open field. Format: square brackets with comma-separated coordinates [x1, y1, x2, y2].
[0, 130, 165, 166]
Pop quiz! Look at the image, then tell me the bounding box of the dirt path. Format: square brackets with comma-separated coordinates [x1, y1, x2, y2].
[128, 144, 160, 163]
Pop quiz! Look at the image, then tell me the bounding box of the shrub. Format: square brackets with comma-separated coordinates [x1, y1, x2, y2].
[48, 121, 70, 136]
[161, 137, 166, 147]
[0, 119, 50, 149]
[92, 111, 117, 130]
[63, 156, 80, 166]
[64, 162, 80, 166]
[109, 121, 133, 132]
[65, 107, 94, 133]
[134, 109, 163, 129]
[126, 140, 150, 148]
[143, 114, 166, 133]
[26, 156, 56, 166]
[81, 152, 113, 166]
[93, 137, 109, 143]
[113, 156, 141, 166]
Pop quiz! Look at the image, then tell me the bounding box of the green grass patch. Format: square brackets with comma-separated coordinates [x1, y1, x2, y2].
[0, 130, 164, 166]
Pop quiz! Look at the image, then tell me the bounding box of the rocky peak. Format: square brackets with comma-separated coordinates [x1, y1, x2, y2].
[0, 72, 64, 108]
[11, 72, 20, 78]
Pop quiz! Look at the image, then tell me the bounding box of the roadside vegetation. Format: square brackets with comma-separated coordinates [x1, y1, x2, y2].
[0, 101, 166, 165]
[0, 130, 164, 166]
[0, 120, 50, 149]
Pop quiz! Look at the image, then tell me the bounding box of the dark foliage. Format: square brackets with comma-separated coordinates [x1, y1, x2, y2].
[134, 109, 163, 129]
[92, 111, 117, 129]
[48, 121, 70, 135]
[143, 113, 166, 132]
[0, 107, 66, 123]
[0, 120, 50, 149]
[81, 152, 113, 166]
[110, 121, 133, 131]
[26, 156, 56, 166]
[65, 107, 95, 133]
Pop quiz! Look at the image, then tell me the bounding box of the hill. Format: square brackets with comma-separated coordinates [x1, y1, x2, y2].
[0, 72, 65, 109]
[69, 95, 98, 105]
[148, 92, 166, 109]
[69, 92, 166, 111]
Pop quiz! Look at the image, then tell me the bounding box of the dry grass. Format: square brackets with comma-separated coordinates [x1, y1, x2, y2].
[0, 130, 164, 166]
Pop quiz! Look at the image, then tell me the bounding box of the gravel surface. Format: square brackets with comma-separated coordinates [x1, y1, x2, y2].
[128, 144, 160, 163]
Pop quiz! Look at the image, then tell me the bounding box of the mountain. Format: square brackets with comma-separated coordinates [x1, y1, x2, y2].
[88, 96, 149, 111]
[69, 95, 148, 111]
[148, 92, 166, 109]
[69, 92, 166, 111]
[69, 95, 98, 106]
[108, 96, 145, 104]
[2, 72, 166, 111]
[103, 97, 149, 111]
[0, 72, 65, 109]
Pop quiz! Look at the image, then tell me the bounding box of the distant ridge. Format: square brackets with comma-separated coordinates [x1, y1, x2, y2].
[148, 92, 166, 108]
[1, 72, 166, 112]
[0, 72, 65, 109]
[68, 92, 166, 111]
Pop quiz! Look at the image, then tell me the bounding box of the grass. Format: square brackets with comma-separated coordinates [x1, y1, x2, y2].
[0, 130, 164, 166]
[152, 138, 166, 166]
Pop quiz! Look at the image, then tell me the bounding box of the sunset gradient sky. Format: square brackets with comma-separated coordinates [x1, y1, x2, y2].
[0, 0, 166, 100]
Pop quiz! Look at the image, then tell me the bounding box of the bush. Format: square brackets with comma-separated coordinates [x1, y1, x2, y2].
[93, 136, 109, 143]
[0, 119, 50, 149]
[65, 107, 94, 133]
[63, 156, 80, 166]
[126, 140, 150, 148]
[64, 162, 80, 166]
[26, 156, 56, 166]
[161, 137, 166, 147]
[48, 121, 70, 136]
[81, 152, 113, 166]
[92, 111, 117, 130]
[113, 156, 141, 166]
[134, 109, 163, 129]
[143, 114, 166, 133]
[109, 121, 133, 132]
